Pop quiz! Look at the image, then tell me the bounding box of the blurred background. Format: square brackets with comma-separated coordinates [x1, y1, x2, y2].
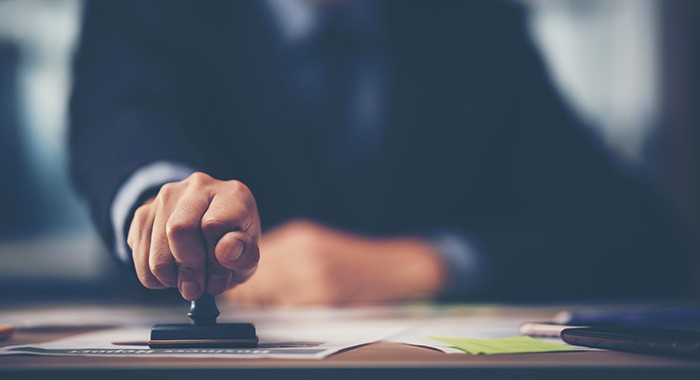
[0, 0, 698, 299]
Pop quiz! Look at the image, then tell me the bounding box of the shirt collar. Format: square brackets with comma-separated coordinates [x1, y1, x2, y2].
[265, 0, 318, 43]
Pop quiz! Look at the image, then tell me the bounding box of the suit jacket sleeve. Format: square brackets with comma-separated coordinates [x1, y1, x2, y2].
[69, 0, 208, 260]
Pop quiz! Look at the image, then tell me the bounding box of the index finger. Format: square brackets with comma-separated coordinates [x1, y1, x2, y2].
[165, 190, 210, 300]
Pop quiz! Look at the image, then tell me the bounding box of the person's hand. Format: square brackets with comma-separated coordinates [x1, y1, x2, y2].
[224, 220, 447, 306]
[127, 172, 261, 300]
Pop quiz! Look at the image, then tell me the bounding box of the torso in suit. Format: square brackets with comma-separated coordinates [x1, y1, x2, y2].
[70, 0, 696, 300]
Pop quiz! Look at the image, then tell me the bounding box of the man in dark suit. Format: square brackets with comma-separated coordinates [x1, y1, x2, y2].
[70, 0, 694, 305]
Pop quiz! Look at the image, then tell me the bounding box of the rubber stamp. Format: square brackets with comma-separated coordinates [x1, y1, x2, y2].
[149, 293, 258, 348]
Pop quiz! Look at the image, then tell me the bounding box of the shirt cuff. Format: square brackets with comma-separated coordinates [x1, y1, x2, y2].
[427, 229, 489, 298]
[111, 161, 196, 263]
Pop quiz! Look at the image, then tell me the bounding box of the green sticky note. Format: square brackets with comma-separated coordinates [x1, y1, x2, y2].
[428, 336, 576, 355]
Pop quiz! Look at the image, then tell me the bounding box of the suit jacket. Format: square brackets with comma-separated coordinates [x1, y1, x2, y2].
[69, 0, 696, 300]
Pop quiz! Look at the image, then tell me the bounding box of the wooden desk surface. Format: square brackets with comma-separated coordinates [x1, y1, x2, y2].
[2, 303, 700, 380]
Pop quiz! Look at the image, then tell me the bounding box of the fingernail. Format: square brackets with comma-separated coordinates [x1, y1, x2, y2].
[180, 281, 200, 300]
[208, 274, 226, 295]
[222, 241, 245, 264]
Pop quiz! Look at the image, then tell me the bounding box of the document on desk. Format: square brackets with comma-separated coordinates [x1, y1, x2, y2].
[385, 317, 585, 354]
[428, 336, 576, 355]
[0, 320, 407, 359]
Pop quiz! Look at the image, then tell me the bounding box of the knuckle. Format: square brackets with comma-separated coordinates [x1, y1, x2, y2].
[201, 218, 236, 234]
[226, 179, 250, 195]
[177, 264, 202, 279]
[159, 182, 176, 196]
[157, 182, 177, 203]
[150, 258, 173, 278]
[137, 272, 160, 289]
[132, 205, 150, 226]
[223, 180, 258, 216]
[235, 199, 258, 222]
[187, 171, 212, 186]
[166, 219, 198, 240]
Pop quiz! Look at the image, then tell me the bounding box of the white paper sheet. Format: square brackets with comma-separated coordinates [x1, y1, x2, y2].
[0, 319, 409, 359]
